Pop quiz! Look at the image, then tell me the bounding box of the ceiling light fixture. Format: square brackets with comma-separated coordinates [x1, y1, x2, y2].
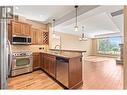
[79, 26, 88, 41]
[52, 19, 56, 38]
[74, 5, 78, 32]
[15, 7, 19, 10]
[7, 7, 11, 12]
[40, 15, 42, 17]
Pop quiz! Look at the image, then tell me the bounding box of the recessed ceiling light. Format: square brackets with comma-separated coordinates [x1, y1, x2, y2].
[40, 15, 42, 17]
[7, 8, 11, 12]
[15, 7, 19, 10]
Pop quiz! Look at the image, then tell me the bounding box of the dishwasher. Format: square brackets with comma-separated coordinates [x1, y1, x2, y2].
[56, 57, 69, 87]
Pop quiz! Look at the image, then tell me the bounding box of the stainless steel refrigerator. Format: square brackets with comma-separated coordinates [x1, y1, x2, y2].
[0, 6, 12, 89]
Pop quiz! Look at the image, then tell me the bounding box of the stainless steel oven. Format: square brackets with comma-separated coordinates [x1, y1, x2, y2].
[11, 52, 33, 76]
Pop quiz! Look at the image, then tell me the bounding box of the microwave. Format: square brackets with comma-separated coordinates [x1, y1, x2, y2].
[12, 35, 31, 45]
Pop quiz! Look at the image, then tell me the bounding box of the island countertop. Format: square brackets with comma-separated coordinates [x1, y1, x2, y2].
[49, 49, 86, 53]
[40, 51, 82, 59]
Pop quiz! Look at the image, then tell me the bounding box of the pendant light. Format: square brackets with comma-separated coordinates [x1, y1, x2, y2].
[74, 5, 78, 32]
[79, 26, 88, 41]
[52, 19, 56, 38]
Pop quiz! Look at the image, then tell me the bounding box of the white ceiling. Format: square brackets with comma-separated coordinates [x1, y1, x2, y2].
[55, 6, 123, 38]
[14, 5, 123, 38]
[14, 6, 74, 23]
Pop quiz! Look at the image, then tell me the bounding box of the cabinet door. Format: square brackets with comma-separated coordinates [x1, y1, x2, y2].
[43, 54, 49, 72]
[25, 24, 31, 36]
[31, 28, 43, 45]
[40, 53, 44, 69]
[33, 53, 40, 70]
[38, 30, 43, 45]
[49, 56, 56, 78]
[21, 23, 26, 35]
[31, 28, 37, 44]
[11, 21, 31, 36]
[12, 21, 21, 35]
[35, 31, 39, 44]
[21, 23, 31, 36]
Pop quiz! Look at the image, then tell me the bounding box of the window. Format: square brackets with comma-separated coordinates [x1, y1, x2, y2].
[97, 36, 122, 55]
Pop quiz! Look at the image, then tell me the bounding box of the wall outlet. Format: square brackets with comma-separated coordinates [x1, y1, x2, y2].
[39, 47, 44, 50]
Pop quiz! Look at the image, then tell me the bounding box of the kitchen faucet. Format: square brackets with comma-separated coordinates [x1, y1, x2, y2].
[54, 45, 62, 54]
[54, 45, 61, 50]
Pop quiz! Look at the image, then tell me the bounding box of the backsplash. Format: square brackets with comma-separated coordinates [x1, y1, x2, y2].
[11, 45, 49, 53]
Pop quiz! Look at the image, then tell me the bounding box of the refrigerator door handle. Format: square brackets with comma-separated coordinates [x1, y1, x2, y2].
[7, 40, 12, 76]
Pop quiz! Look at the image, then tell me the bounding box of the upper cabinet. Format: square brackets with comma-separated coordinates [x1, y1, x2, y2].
[11, 21, 21, 35]
[38, 30, 44, 45]
[9, 20, 49, 45]
[21, 23, 31, 36]
[11, 20, 31, 36]
[31, 28, 49, 45]
[31, 28, 39, 45]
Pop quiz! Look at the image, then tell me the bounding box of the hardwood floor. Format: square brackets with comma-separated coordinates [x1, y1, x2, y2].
[8, 70, 63, 90]
[82, 56, 123, 89]
[8, 56, 123, 90]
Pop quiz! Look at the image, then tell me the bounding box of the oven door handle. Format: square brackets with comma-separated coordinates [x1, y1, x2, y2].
[13, 56, 32, 59]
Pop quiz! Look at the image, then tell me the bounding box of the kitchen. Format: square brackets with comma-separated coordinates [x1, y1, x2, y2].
[0, 5, 125, 89]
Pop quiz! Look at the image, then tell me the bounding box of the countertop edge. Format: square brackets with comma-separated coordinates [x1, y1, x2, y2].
[33, 52, 82, 59]
[37, 52, 82, 59]
[49, 49, 86, 53]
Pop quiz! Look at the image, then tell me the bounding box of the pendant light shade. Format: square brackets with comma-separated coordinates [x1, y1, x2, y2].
[52, 19, 56, 38]
[79, 26, 88, 41]
[74, 5, 78, 32]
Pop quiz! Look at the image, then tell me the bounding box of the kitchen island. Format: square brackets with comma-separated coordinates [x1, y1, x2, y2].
[33, 50, 83, 89]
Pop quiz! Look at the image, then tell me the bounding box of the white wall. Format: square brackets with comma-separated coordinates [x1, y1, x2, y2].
[49, 31, 92, 56]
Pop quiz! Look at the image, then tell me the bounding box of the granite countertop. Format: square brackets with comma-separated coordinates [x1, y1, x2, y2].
[41, 51, 82, 59]
[49, 49, 86, 53]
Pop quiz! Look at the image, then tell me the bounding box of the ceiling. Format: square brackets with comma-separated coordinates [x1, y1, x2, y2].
[14, 6, 74, 23]
[55, 6, 123, 37]
[14, 5, 124, 38]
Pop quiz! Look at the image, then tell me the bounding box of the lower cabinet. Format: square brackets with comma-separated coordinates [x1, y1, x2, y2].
[33, 52, 83, 89]
[43, 53, 56, 78]
[33, 52, 40, 70]
[49, 56, 56, 78]
[43, 54, 49, 72]
[40, 53, 44, 69]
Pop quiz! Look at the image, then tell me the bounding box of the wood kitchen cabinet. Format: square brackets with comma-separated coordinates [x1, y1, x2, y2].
[11, 20, 31, 36]
[33, 51, 82, 89]
[9, 20, 49, 45]
[48, 55, 56, 78]
[31, 28, 43, 45]
[33, 53, 40, 70]
[31, 28, 37, 44]
[11, 21, 21, 35]
[42, 52, 82, 89]
[40, 53, 44, 69]
[43, 53, 56, 78]
[43, 54, 49, 72]
[38, 30, 43, 45]
[21, 23, 31, 36]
